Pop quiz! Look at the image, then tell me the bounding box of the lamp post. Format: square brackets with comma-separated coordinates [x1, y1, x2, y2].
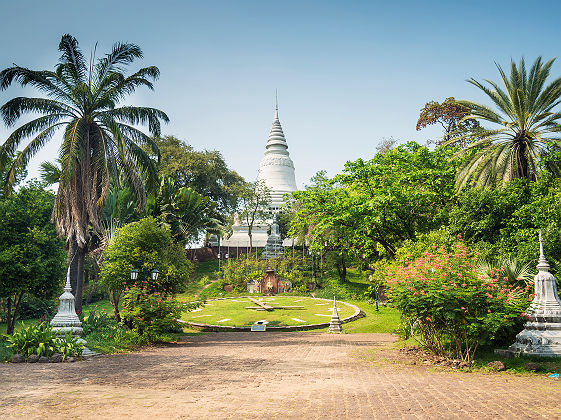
[129, 267, 159, 283]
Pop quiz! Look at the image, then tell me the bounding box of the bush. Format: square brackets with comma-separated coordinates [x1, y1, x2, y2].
[4, 322, 83, 359]
[5, 322, 57, 357]
[100, 217, 193, 320]
[15, 296, 57, 320]
[56, 331, 85, 360]
[120, 285, 184, 341]
[388, 242, 531, 361]
[81, 308, 115, 335]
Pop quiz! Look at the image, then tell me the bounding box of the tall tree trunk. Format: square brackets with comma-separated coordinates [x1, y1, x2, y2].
[6, 296, 12, 335]
[110, 290, 121, 323]
[337, 252, 347, 282]
[68, 238, 79, 298]
[75, 246, 85, 314]
[6, 292, 24, 335]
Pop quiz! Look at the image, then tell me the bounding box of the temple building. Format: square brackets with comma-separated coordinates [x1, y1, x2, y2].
[220, 100, 297, 249]
[257, 101, 298, 213]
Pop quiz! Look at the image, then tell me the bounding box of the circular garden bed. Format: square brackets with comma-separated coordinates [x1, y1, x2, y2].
[181, 296, 363, 331]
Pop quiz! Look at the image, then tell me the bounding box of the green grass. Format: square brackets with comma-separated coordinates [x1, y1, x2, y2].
[182, 296, 357, 327]
[471, 346, 561, 374]
[342, 303, 401, 333]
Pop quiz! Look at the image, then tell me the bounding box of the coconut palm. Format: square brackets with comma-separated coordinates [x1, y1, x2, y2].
[450, 57, 561, 190]
[0, 34, 168, 310]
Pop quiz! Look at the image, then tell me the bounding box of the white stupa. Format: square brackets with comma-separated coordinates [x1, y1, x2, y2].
[257, 98, 297, 212]
[221, 98, 297, 248]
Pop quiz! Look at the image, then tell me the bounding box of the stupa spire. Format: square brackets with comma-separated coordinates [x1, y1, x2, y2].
[538, 230, 550, 270]
[257, 95, 297, 211]
[275, 90, 278, 119]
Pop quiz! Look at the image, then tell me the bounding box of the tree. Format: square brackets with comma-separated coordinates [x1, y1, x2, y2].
[146, 135, 246, 214]
[0, 34, 168, 312]
[239, 180, 271, 252]
[0, 183, 66, 334]
[99, 217, 193, 322]
[450, 57, 561, 190]
[156, 177, 222, 248]
[0, 152, 27, 199]
[289, 143, 456, 266]
[416, 97, 479, 147]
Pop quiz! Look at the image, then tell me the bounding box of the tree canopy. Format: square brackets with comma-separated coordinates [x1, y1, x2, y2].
[0, 183, 65, 334]
[147, 135, 246, 213]
[289, 143, 457, 263]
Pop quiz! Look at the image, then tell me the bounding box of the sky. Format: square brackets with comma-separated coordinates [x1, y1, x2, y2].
[1, 0, 561, 188]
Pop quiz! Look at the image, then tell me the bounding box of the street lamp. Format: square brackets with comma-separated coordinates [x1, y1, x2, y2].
[130, 266, 159, 282]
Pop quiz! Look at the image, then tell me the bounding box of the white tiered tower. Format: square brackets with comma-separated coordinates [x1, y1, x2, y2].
[257, 99, 297, 213]
[220, 98, 297, 249]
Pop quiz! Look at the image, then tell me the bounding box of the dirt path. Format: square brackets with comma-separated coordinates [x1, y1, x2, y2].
[1, 332, 560, 419]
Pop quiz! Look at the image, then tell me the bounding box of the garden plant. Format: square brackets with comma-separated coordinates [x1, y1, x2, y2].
[388, 240, 532, 362]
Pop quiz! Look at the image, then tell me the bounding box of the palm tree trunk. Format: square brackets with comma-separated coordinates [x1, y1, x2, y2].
[75, 246, 85, 314]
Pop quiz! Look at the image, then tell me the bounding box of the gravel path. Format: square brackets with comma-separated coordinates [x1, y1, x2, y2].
[1, 332, 560, 419]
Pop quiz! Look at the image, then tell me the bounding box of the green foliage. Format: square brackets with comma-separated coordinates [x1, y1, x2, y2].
[0, 182, 65, 333]
[388, 242, 531, 362]
[156, 177, 222, 246]
[221, 257, 267, 291]
[146, 135, 246, 214]
[83, 314, 147, 353]
[100, 217, 193, 314]
[120, 285, 184, 341]
[451, 57, 561, 189]
[3, 322, 83, 358]
[15, 296, 57, 321]
[0, 336, 10, 361]
[449, 176, 561, 272]
[81, 307, 114, 335]
[0, 34, 168, 314]
[239, 180, 271, 250]
[393, 228, 459, 263]
[289, 143, 457, 264]
[0, 152, 27, 198]
[56, 331, 85, 360]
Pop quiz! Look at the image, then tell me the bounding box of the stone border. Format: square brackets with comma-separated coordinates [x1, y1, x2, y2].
[182, 296, 364, 332]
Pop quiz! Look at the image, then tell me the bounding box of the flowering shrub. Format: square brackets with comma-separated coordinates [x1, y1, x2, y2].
[388, 242, 532, 361]
[120, 285, 183, 341]
[82, 307, 114, 335]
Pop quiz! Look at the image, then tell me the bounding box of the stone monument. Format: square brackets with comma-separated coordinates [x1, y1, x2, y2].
[328, 297, 343, 333]
[262, 218, 284, 259]
[503, 232, 561, 356]
[50, 268, 96, 356]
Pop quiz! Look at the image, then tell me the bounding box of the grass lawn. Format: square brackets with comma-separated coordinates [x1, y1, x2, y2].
[181, 296, 357, 327]
[342, 302, 400, 334]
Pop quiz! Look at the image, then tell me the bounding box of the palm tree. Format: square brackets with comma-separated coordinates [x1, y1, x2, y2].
[449, 57, 561, 190]
[157, 177, 223, 249]
[0, 34, 168, 311]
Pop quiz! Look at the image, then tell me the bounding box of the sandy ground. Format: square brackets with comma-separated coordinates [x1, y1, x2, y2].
[1, 332, 561, 419]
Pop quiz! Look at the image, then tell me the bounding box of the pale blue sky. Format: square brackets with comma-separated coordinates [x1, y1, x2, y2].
[1, 0, 561, 187]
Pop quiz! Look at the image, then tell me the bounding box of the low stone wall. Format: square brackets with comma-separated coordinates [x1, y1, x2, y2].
[185, 296, 364, 332]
